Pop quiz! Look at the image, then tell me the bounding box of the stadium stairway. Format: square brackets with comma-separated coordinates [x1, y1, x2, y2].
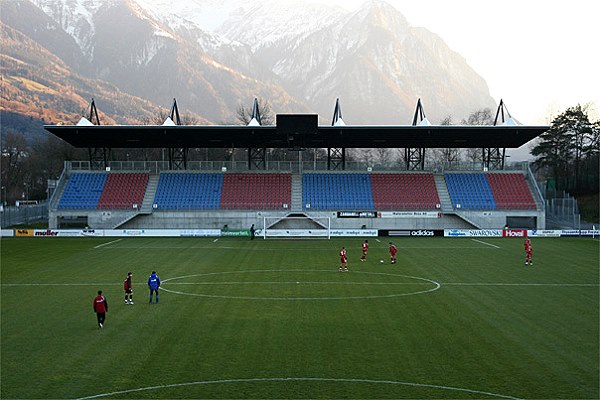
[95, 174, 159, 229]
[433, 174, 454, 213]
[525, 176, 544, 210]
[140, 174, 160, 214]
[290, 174, 303, 212]
[96, 211, 140, 229]
[49, 174, 69, 211]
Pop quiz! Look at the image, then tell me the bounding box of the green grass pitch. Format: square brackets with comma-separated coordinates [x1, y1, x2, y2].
[1, 236, 598, 399]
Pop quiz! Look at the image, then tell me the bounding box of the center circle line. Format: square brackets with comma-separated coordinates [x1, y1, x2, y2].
[161, 269, 441, 300]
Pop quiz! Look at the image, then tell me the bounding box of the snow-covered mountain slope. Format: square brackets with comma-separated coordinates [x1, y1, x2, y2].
[11, 0, 496, 124]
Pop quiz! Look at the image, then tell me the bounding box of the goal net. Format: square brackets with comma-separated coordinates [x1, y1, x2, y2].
[262, 215, 331, 239]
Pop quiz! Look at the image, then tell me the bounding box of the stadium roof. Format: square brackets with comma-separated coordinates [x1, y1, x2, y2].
[44, 121, 548, 149]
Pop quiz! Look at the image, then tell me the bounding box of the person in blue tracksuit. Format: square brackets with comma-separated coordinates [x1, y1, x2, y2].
[148, 271, 161, 304]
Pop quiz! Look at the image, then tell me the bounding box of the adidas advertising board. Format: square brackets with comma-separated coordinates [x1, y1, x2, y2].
[385, 230, 441, 237]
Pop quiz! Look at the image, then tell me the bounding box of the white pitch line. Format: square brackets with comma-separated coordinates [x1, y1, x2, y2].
[165, 281, 432, 286]
[76, 377, 522, 400]
[95, 245, 490, 250]
[2, 283, 118, 287]
[470, 238, 500, 248]
[443, 282, 599, 287]
[160, 269, 441, 300]
[213, 238, 219, 242]
[93, 239, 122, 249]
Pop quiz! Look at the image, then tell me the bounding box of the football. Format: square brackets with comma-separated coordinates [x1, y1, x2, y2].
[380, 260, 384, 263]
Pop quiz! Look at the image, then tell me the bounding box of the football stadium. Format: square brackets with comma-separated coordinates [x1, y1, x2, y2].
[1, 100, 598, 399]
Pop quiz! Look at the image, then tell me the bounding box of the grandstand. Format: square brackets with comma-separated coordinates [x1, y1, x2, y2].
[48, 162, 544, 231]
[45, 100, 548, 233]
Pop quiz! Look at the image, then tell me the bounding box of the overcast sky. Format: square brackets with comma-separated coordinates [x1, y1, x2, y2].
[312, 0, 600, 125]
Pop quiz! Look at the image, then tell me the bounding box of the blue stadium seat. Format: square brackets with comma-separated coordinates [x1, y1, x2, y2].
[303, 173, 374, 210]
[445, 173, 496, 210]
[58, 173, 107, 210]
[153, 173, 223, 210]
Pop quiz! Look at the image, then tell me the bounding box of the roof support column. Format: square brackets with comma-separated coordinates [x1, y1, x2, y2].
[404, 148, 425, 170]
[85, 98, 110, 170]
[404, 98, 428, 170]
[327, 148, 345, 170]
[248, 147, 266, 170]
[482, 99, 511, 170]
[482, 147, 505, 171]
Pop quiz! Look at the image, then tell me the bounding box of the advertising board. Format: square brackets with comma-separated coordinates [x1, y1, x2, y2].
[379, 211, 439, 218]
[527, 230, 561, 238]
[445, 229, 503, 237]
[385, 230, 442, 237]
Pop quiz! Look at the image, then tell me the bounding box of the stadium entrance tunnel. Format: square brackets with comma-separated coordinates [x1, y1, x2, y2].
[161, 270, 440, 300]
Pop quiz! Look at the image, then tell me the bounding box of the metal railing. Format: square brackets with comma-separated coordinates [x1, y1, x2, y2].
[0, 201, 48, 228]
[545, 192, 582, 229]
[68, 160, 531, 173]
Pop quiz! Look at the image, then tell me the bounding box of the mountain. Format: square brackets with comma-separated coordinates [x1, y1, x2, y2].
[21, 0, 310, 123]
[0, 20, 181, 144]
[2, 0, 496, 137]
[218, 0, 495, 123]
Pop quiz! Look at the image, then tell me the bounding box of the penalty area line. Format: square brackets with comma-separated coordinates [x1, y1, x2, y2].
[471, 238, 500, 248]
[94, 239, 122, 249]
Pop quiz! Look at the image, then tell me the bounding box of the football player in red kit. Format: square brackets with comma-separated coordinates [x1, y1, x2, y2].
[124, 272, 133, 304]
[360, 240, 369, 262]
[389, 242, 398, 264]
[93, 290, 108, 329]
[524, 238, 533, 266]
[339, 246, 348, 272]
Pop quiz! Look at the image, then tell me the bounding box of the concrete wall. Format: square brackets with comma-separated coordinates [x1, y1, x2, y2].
[119, 210, 481, 230]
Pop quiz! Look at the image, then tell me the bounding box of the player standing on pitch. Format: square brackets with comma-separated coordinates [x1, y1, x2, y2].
[339, 246, 348, 272]
[124, 272, 133, 304]
[389, 242, 398, 264]
[148, 271, 161, 304]
[524, 238, 533, 266]
[360, 239, 369, 262]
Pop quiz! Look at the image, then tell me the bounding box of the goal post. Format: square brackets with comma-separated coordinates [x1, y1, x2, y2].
[262, 215, 331, 239]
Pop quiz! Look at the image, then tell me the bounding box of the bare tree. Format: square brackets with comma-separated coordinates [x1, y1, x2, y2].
[236, 99, 275, 126]
[429, 115, 462, 168]
[374, 147, 392, 166]
[463, 108, 494, 126]
[1, 132, 29, 203]
[357, 149, 373, 164]
[462, 108, 494, 164]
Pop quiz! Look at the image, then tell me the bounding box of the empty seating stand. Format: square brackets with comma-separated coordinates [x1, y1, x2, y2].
[445, 173, 496, 210]
[221, 173, 291, 210]
[371, 173, 440, 210]
[487, 173, 536, 209]
[58, 173, 107, 209]
[97, 173, 149, 210]
[303, 173, 374, 210]
[153, 173, 223, 210]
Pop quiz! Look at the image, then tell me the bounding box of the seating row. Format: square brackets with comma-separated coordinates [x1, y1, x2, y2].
[58, 172, 537, 211]
[445, 173, 536, 210]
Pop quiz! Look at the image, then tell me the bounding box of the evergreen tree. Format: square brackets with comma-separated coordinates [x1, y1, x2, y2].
[531, 104, 598, 193]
